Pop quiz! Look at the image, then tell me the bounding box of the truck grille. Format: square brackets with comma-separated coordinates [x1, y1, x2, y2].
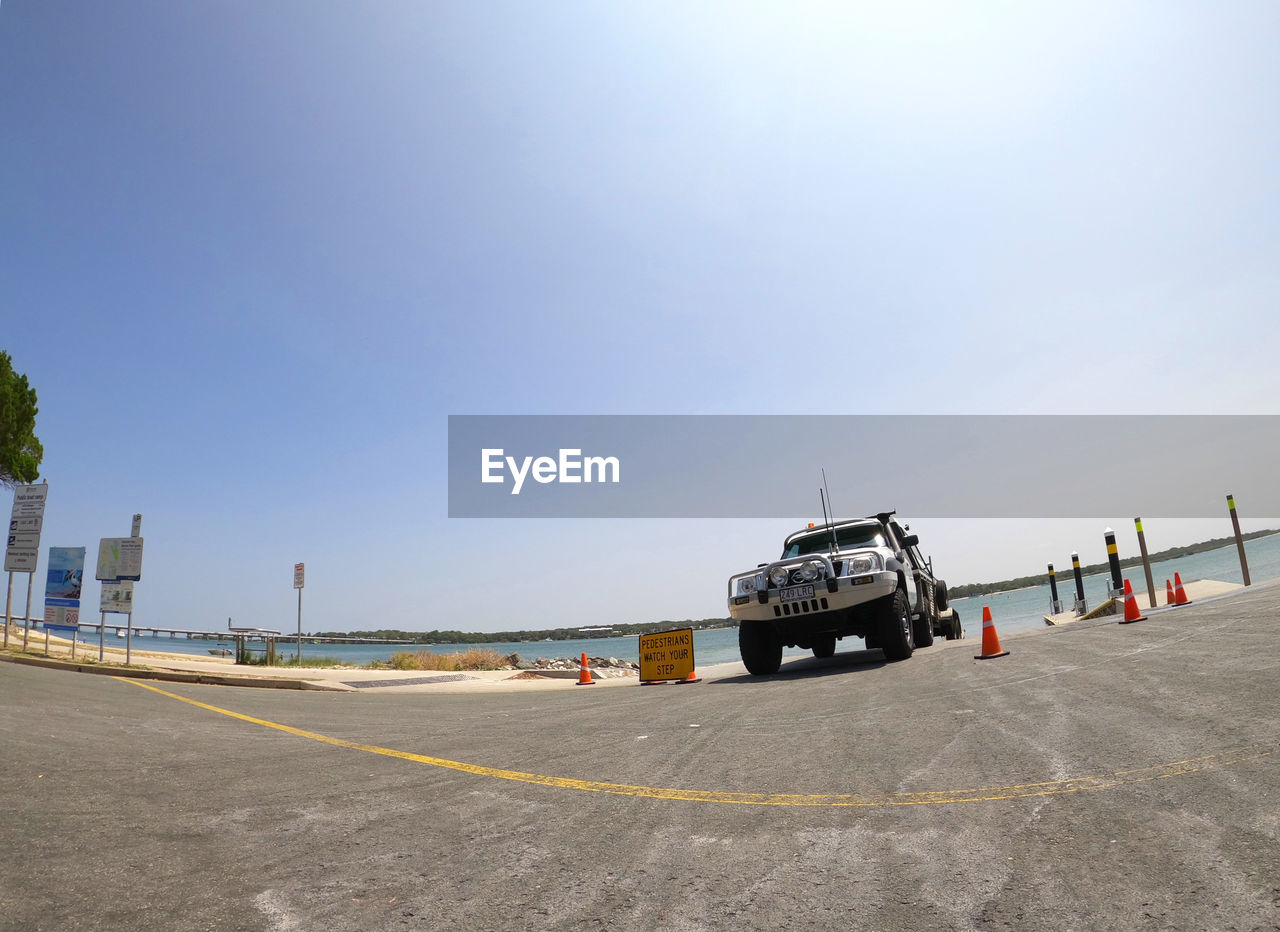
[773, 597, 829, 617]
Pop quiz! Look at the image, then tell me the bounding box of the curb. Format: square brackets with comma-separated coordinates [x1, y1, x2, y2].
[0, 652, 346, 691]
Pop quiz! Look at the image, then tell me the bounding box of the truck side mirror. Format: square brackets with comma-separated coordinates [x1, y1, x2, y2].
[901, 534, 919, 548]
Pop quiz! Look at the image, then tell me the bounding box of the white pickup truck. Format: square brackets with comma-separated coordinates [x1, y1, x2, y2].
[727, 513, 962, 675]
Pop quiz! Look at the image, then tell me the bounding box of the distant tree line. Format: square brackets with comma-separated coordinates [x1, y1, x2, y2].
[310, 617, 733, 644]
[948, 529, 1276, 598]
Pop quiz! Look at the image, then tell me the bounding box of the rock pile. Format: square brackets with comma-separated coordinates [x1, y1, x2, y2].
[503, 653, 639, 678]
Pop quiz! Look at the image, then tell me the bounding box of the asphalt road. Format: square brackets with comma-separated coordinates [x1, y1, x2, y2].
[3, 585, 1279, 931]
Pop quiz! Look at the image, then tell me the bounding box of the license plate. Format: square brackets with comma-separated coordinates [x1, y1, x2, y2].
[779, 584, 815, 603]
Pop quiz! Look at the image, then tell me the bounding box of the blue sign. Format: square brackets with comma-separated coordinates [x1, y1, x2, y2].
[44, 546, 86, 627]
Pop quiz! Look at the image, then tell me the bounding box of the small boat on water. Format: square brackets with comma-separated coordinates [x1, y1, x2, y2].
[207, 647, 233, 657]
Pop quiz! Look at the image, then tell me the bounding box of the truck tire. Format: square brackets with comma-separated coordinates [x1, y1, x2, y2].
[877, 589, 914, 662]
[914, 605, 935, 648]
[915, 619, 934, 647]
[935, 580, 949, 612]
[739, 622, 782, 675]
[913, 581, 936, 648]
[811, 635, 836, 658]
[947, 608, 963, 640]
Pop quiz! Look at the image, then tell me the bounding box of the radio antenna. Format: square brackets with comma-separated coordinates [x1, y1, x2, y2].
[820, 468, 838, 551]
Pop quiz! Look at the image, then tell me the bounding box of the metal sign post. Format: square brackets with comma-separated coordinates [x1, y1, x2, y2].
[96, 518, 143, 665]
[293, 563, 305, 662]
[3, 573, 11, 649]
[127, 516, 139, 666]
[21, 573, 33, 651]
[100, 581, 134, 661]
[6, 482, 49, 651]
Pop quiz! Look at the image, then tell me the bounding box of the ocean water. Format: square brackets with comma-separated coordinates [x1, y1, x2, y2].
[75, 533, 1278, 669]
[950, 532, 1280, 638]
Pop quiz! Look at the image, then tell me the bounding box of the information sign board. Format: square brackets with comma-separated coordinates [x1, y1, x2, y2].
[4, 547, 39, 574]
[5, 484, 48, 573]
[294, 562, 305, 589]
[9, 483, 48, 517]
[638, 627, 696, 683]
[100, 580, 134, 614]
[10, 515, 42, 535]
[44, 605, 80, 627]
[44, 546, 85, 630]
[96, 537, 144, 581]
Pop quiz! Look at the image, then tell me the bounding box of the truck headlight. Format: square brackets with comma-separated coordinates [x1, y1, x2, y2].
[735, 575, 757, 596]
[843, 552, 883, 575]
[768, 566, 791, 588]
[798, 560, 822, 582]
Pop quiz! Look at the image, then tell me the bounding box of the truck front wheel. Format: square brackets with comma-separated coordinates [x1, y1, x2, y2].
[739, 622, 782, 675]
[877, 589, 914, 662]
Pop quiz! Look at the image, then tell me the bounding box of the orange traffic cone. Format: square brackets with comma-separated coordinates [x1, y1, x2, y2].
[1173, 572, 1191, 606]
[680, 668, 701, 684]
[576, 652, 595, 685]
[1119, 578, 1146, 624]
[974, 606, 1009, 660]
[1165, 579, 1175, 606]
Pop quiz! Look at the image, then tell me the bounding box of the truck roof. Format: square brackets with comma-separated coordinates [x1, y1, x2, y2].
[782, 516, 886, 551]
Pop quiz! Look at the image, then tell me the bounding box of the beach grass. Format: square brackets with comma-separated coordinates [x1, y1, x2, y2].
[388, 648, 509, 671]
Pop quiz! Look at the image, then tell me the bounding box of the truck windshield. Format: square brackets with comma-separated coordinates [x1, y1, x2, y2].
[782, 523, 886, 558]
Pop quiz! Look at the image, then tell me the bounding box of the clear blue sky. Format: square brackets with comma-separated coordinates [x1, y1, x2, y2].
[3, 3, 1277, 634]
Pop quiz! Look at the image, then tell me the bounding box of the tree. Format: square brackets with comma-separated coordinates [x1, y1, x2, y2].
[0, 351, 43, 487]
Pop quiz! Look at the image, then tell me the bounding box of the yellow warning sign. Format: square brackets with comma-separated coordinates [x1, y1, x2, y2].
[638, 628, 695, 683]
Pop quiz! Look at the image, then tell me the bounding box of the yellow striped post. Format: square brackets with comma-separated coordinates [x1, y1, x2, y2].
[1227, 494, 1252, 586]
[1104, 528, 1123, 598]
[1134, 518, 1156, 608]
[1047, 564, 1062, 614]
[1071, 551, 1087, 614]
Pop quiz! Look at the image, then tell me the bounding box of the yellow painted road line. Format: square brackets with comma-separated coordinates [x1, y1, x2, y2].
[116, 678, 1276, 808]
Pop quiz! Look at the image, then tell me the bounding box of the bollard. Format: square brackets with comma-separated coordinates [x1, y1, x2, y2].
[1071, 551, 1088, 615]
[1227, 494, 1252, 587]
[1134, 518, 1157, 609]
[1103, 528, 1123, 599]
[1047, 564, 1062, 614]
